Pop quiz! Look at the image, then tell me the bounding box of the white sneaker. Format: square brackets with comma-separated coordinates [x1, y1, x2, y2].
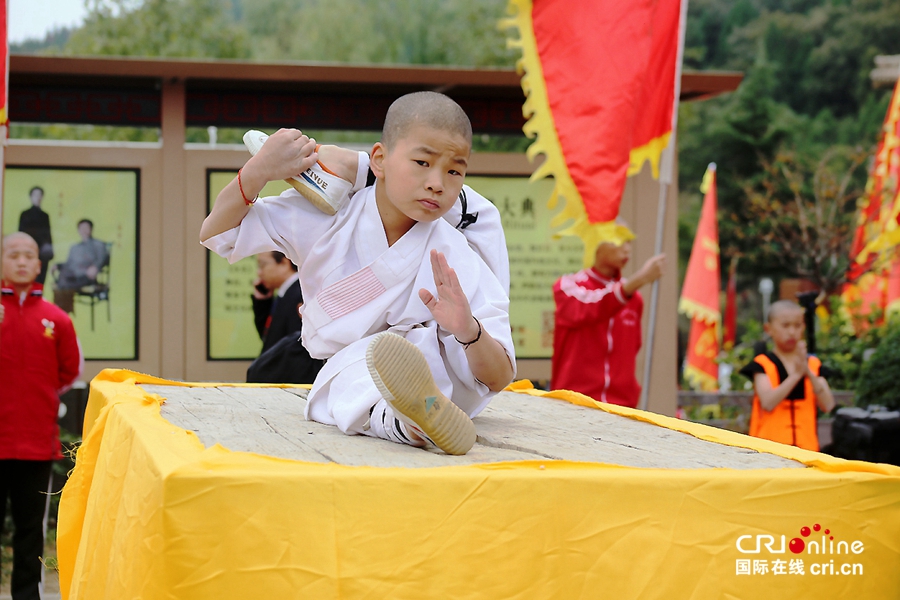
[242, 130, 351, 216]
[366, 331, 477, 455]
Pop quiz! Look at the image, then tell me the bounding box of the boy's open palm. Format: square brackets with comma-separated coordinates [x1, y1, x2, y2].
[419, 250, 477, 340]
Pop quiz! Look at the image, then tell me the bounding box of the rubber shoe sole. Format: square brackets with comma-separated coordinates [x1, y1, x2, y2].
[242, 129, 350, 215]
[366, 332, 477, 455]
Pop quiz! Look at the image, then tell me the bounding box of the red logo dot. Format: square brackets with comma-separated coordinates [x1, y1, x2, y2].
[813, 524, 821, 532]
[824, 529, 830, 535]
[830, 536, 834, 541]
[800, 526, 811, 537]
[789, 538, 805, 554]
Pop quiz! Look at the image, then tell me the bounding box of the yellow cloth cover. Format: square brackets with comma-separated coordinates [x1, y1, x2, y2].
[59, 370, 900, 599]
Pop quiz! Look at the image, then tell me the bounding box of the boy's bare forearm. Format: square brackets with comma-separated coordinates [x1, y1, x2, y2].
[464, 331, 515, 392]
[200, 170, 261, 242]
[622, 253, 666, 296]
[757, 372, 805, 411]
[200, 129, 319, 242]
[812, 376, 835, 413]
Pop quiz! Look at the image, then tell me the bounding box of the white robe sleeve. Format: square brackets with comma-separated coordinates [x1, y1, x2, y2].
[350, 151, 370, 193]
[450, 186, 510, 295]
[201, 188, 335, 267]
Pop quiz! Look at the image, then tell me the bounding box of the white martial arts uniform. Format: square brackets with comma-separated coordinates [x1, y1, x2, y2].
[203, 156, 515, 441]
[347, 153, 511, 295]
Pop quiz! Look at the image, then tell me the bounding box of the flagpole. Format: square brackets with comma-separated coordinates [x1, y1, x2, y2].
[638, 0, 689, 412]
[638, 145, 672, 411]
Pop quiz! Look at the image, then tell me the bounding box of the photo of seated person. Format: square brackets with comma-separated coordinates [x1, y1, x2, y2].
[52, 219, 110, 314]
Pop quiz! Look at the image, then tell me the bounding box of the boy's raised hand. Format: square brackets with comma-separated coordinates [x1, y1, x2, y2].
[795, 341, 812, 376]
[635, 254, 666, 285]
[249, 128, 319, 183]
[201, 128, 320, 243]
[419, 249, 479, 342]
[623, 253, 666, 296]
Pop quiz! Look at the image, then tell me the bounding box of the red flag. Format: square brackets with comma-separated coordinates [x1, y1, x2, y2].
[679, 164, 720, 390]
[683, 319, 718, 391]
[0, 0, 6, 126]
[723, 256, 737, 350]
[862, 77, 900, 255]
[842, 76, 900, 322]
[886, 247, 900, 314]
[505, 0, 684, 263]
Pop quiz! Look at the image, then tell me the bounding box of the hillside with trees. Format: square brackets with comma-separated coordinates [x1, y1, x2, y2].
[678, 0, 900, 289]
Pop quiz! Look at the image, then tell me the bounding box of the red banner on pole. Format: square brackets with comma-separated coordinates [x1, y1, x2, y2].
[0, 0, 7, 126]
[842, 77, 900, 321]
[505, 0, 684, 263]
[679, 164, 720, 390]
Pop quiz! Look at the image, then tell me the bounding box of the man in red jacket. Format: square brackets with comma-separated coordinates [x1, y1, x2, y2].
[1, 232, 82, 600]
[551, 231, 665, 407]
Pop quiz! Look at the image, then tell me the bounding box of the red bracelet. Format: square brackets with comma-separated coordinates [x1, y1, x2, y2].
[237, 168, 257, 206]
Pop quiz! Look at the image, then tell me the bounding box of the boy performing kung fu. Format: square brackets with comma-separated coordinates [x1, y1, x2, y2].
[200, 92, 516, 455]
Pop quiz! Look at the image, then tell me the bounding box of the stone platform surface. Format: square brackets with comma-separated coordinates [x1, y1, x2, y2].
[144, 385, 803, 470]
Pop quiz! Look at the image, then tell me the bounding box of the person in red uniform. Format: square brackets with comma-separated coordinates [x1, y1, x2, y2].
[1, 232, 82, 600]
[551, 229, 665, 407]
[739, 299, 835, 451]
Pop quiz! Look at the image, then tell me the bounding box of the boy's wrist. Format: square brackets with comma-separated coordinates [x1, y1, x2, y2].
[238, 159, 269, 197]
[453, 316, 482, 348]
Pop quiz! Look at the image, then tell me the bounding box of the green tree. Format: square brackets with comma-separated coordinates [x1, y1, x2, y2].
[854, 317, 900, 410]
[239, 0, 515, 66]
[65, 0, 251, 58]
[739, 147, 868, 295]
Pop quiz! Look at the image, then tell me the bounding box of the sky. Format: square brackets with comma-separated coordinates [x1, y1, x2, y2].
[9, 0, 88, 44]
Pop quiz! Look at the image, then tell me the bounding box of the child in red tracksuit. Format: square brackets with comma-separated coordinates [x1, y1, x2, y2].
[1, 232, 82, 598]
[551, 231, 665, 407]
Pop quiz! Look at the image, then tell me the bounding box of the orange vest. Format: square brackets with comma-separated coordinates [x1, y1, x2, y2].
[749, 354, 821, 451]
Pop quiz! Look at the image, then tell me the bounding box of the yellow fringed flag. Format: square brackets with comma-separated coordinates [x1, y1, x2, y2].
[842, 77, 900, 322]
[679, 164, 720, 391]
[503, 0, 683, 265]
[0, 0, 6, 126]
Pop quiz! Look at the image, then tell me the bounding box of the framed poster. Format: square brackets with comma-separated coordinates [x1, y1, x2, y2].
[465, 176, 583, 359]
[3, 166, 139, 360]
[206, 170, 291, 360]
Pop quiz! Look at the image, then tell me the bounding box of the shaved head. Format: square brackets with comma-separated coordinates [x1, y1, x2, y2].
[2, 231, 38, 252]
[382, 91, 472, 150]
[767, 299, 804, 322]
[3, 232, 41, 290]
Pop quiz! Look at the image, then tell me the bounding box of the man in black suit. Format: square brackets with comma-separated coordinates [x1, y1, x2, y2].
[18, 186, 54, 284]
[248, 251, 323, 383]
